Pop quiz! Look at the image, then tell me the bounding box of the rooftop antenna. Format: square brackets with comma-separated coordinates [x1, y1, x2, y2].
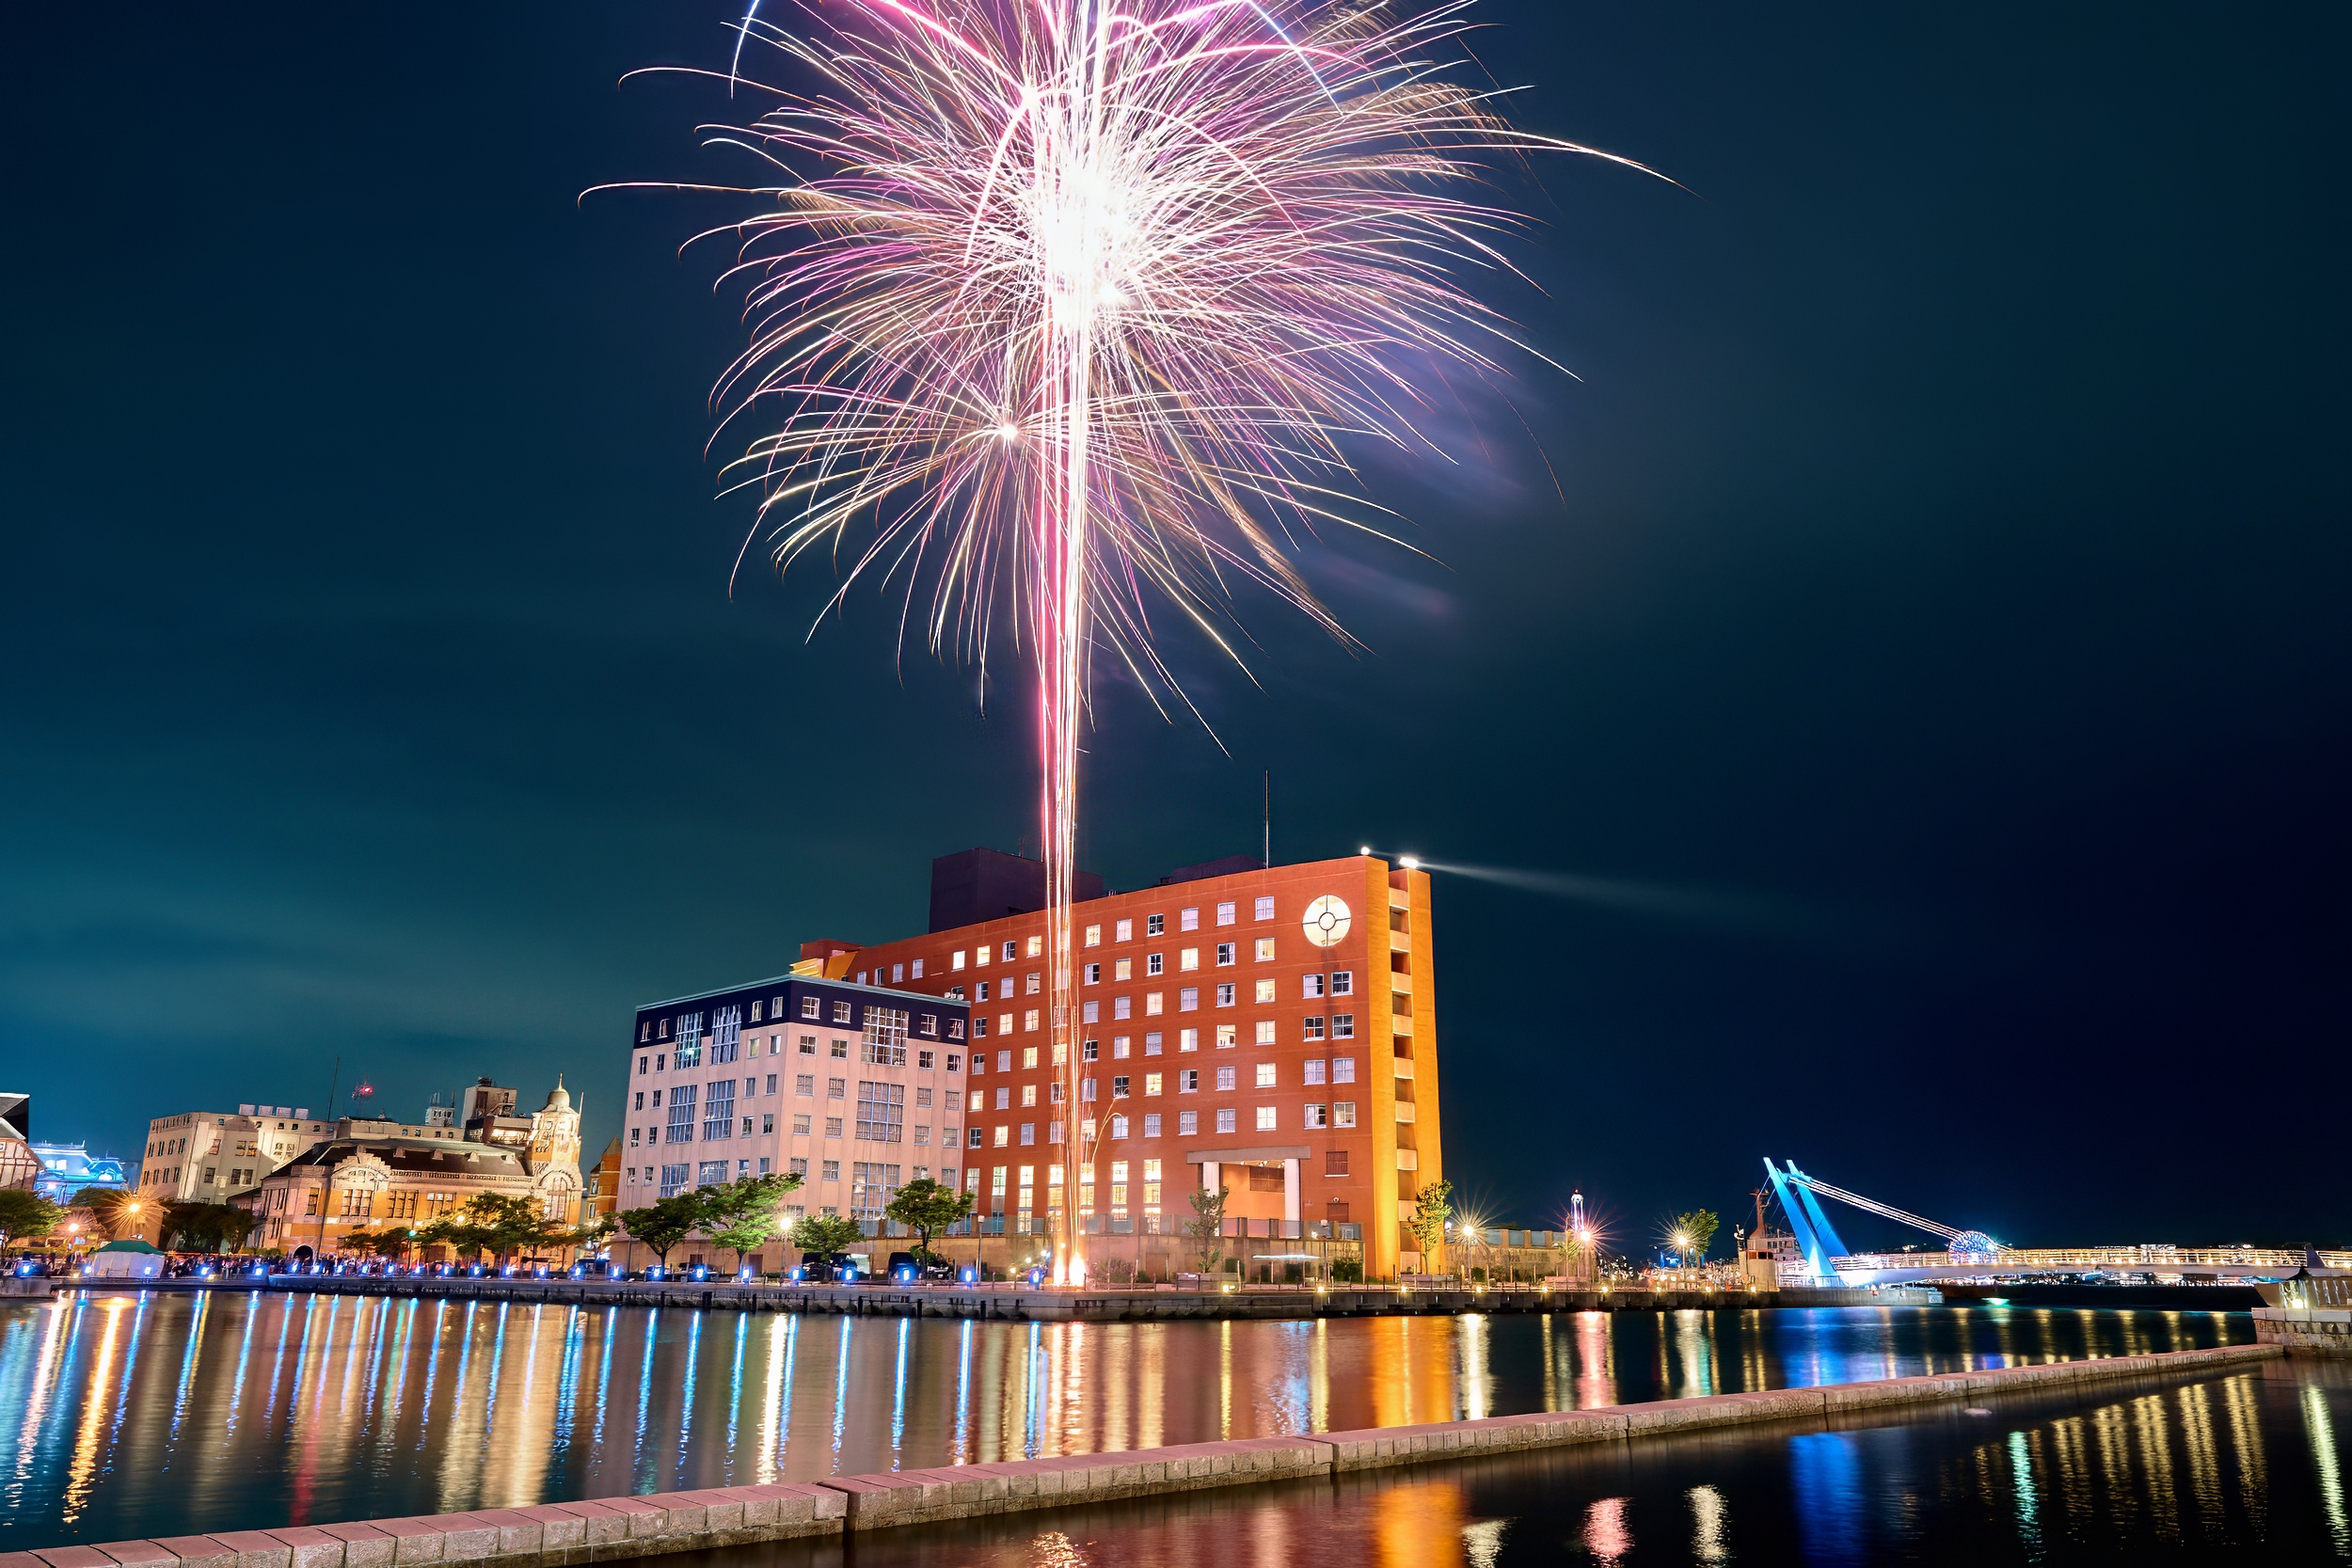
[1263, 769, 1272, 867]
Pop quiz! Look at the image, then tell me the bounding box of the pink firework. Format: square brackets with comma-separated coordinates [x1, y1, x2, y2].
[626, 0, 1654, 1278]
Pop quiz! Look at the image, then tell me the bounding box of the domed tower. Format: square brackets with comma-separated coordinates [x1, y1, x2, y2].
[526, 1076, 583, 1223]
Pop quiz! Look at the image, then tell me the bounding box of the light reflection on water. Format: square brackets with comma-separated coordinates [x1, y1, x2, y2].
[0, 1290, 2247, 1547]
[805, 1361, 2352, 1567]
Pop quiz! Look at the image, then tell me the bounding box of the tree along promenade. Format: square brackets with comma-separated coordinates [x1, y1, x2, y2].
[62, 1273, 1934, 1319]
[0, 1341, 2280, 1566]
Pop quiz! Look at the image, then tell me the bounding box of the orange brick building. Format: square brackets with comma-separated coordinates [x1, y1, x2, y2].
[819, 851, 1441, 1279]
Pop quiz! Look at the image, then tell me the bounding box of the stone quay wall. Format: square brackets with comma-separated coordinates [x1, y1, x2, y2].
[69, 1275, 1931, 1320]
[0, 1342, 2278, 1568]
[2253, 1307, 2352, 1354]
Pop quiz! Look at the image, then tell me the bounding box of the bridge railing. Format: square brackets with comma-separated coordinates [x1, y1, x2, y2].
[1835, 1247, 2352, 1273]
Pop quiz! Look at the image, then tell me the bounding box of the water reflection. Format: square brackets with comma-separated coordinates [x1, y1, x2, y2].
[0, 1291, 2250, 1546]
[784, 1360, 2352, 1568]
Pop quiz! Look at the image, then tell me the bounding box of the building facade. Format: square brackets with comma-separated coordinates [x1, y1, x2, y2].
[243, 1083, 583, 1256]
[616, 852, 1439, 1278]
[619, 978, 970, 1225]
[137, 1103, 334, 1206]
[30, 1143, 132, 1205]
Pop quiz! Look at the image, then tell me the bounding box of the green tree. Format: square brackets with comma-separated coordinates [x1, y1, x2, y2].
[162, 1202, 258, 1254]
[1404, 1180, 1454, 1271]
[1668, 1211, 1721, 1265]
[0, 1189, 60, 1249]
[882, 1177, 971, 1264]
[619, 1193, 706, 1271]
[787, 1212, 866, 1263]
[1182, 1182, 1230, 1275]
[700, 1173, 805, 1269]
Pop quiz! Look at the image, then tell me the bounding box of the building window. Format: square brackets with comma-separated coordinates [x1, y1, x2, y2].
[992, 1125, 1009, 1148]
[861, 1006, 909, 1067]
[1254, 895, 1275, 921]
[798, 1035, 817, 1055]
[1181, 908, 1200, 931]
[1303, 1017, 1326, 1041]
[1179, 1111, 1199, 1136]
[1255, 1020, 1277, 1045]
[802, 996, 821, 1020]
[703, 1079, 736, 1140]
[1144, 1072, 1163, 1097]
[761, 1113, 775, 1134]
[913, 958, 926, 978]
[1304, 1059, 1327, 1085]
[1110, 1115, 1129, 1139]
[831, 1038, 849, 1059]
[1255, 1106, 1277, 1132]
[1332, 1014, 1355, 1039]
[660, 1163, 690, 1197]
[796, 1074, 815, 1097]
[1145, 993, 1164, 1017]
[919, 1014, 939, 1039]
[1020, 1123, 1037, 1146]
[1179, 987, 1199, 1012]
[1333, 1102, 1357, 1128]
[1254, 979, 1277, 1005]
[1180, 1069, 1199, 1093]
[1333, 1057, 1357, 1084]
[1142, 1114, 1161, 1137]
[948, 1019, 965, 1040]
[831, 1000, 852, 1024]
[824, 1117, 844, 1138]
[793, 1114, 811, 1135]
[1216, 1066, 1236, 1092]
[850, 1161, 902, 1219]
[1216, 1024, 1237, 1048]
[1254, 1063, 1277, 1088]
[1180, 947, 1200, 972]
[1112, 1075, 1132, 1099]
[828, 1078, 847, 1100]
[1304, 1103, 1328, 1129]
[1179, 1028, 1199, 1053]
[856, 1082, 906, 1143]
[1331, 971, 1353, 996]
[1302, 974, 1325, 999]
[695, 1160, 727, 1188]
[820, 1159, 840, 1182]
[1215, 1108, 1236, 1133]
[1146, 953, 1164, 977]
[1083, 1039, 1100, 1063]
[1021, 1083, 1038, 1107]
[1084, 963, 1100, 985]
[666, 1085, 697, 1144]
[1216, 901, 1235, 926]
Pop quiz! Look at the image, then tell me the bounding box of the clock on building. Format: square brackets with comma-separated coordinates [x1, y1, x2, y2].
[1301, 895, 1352, 947]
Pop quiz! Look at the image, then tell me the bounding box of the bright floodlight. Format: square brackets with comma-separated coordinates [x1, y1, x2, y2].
[1359, 846, 1372, 856]
[1400, 855, 1421, 869]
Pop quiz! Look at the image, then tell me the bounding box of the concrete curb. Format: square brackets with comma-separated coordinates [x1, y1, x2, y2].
[3, 1342, 2276, 1565]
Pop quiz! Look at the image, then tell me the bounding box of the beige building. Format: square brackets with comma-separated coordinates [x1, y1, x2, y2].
[137, 1103, 336, 1206]
[243, 1082, 584, 1259]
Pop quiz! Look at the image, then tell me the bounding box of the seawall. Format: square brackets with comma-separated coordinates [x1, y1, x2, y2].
[57, 1275, 1931, 1319]
[0, 1341, 2279, 1565]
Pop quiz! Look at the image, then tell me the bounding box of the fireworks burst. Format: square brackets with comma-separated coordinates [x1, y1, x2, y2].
[611, 0, 1659, 1276]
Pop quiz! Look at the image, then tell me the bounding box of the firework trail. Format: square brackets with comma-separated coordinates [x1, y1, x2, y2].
[612, 0, 1659, 1277]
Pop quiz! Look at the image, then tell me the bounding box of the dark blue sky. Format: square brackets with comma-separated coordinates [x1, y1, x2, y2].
[2, 3, 2341, 1250]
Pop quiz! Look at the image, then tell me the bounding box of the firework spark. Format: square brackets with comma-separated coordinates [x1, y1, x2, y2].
[612, 0, 1658, 1277]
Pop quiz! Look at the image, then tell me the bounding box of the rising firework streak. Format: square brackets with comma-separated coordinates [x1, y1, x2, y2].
[605, 0, 1662, 1278]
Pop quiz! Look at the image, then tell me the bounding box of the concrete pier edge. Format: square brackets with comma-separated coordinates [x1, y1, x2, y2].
[3, 1341, 2278, 1564]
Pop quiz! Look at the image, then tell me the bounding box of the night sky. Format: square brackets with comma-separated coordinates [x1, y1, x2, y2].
[3, 3, 2342, 1253]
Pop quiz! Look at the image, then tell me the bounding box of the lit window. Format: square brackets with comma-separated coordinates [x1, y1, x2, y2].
[1255, 1063, 1277, 1088]
[1216, 1024, 1237, 1048]
[1333, 1102, 1356, 1128]
[1025, 972, 1041, 995]
[1181, 947, 1200, 972]
[1146, 992, 1165, 1016]
[1144, 1073, 1163, 1097]
[952, 950, 966, 971]
[976, 945, 989, 967]
[1118, 919, 1135, 942]
[1254, 979, 1277, 1004]
[1180, 1028, 1199, 1053]
[1114, 958, 1133, 982]
[1085, 924, 1102, 947]
[1255, 1106, 1277, 1132]
[1025, 936, 1041, 958]
[1255, 1021, 1277, 1045]
[993, 1126, 1010, 1147]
